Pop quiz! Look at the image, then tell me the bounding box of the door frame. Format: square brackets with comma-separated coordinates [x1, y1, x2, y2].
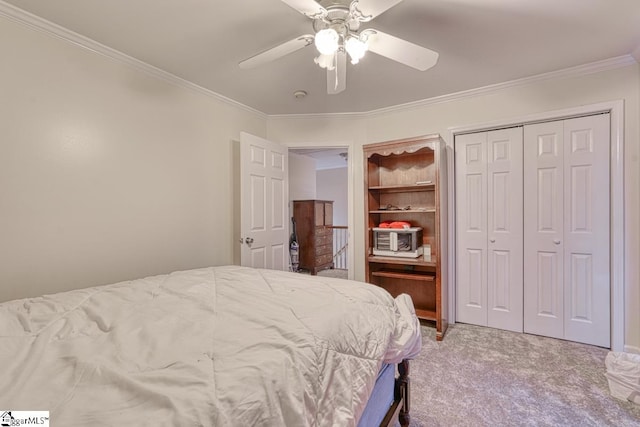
[286, 144, 354, 279]
[447, 100, 625, 351]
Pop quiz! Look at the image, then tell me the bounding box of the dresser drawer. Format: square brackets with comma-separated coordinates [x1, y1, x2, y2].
[316, 253, 333, 266]
[316, 244, 333, 256]
[315, 226, 332, 236]
[315, 232, 332, 247]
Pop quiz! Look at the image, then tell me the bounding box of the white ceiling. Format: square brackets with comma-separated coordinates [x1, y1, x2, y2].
[290, 148, 349, 170]
[3, 0, 640, 115]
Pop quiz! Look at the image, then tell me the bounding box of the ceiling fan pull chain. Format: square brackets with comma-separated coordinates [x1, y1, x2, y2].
[333, 54, 339, 91]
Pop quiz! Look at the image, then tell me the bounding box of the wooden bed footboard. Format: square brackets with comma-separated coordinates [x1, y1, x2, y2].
[379, 359, 411, 427]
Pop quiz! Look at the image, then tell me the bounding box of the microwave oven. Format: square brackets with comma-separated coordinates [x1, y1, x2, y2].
[372, 227, 423, 258]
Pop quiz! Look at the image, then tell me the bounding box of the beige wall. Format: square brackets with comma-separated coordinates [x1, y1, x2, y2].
[268, 64, 640, 351]
[0, 16, 266, 301]
[289, 153, 317, 201]
[317, 167, 349, 226]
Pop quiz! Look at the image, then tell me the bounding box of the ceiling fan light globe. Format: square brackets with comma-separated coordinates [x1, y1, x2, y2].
[314, 53, 336, 70]
[345, 36, 367, 64]
[315, 28, 339, 55]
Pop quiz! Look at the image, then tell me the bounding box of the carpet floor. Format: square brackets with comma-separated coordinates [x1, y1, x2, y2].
[296, 268, 349, 279]
[405, 323, 640, 426]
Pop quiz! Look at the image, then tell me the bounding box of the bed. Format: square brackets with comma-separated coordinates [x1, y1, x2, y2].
[0, 265, 421, 426]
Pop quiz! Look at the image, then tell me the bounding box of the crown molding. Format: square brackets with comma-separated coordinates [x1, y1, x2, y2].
[0, 1, 266, 119]
[367, 55, 637, 116]
[1, 1, 636, 121]
[270, 54, 637, 120]
[632, 44, 640, 63]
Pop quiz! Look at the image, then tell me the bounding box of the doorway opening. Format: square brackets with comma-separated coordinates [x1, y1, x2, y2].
[288, 147, 351, 280]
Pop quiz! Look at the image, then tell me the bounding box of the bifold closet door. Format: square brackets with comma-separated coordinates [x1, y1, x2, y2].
[456, 132, 488, 326]
[523, 114, 610, 347]
[456, 128, 523, 332]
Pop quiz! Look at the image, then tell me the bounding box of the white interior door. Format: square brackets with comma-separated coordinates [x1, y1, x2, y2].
[456, 128, 523, 331]
[524, 121, 566, 340]
[562, 115, 610, 347]
[524, 115, 610, 347]
[486, 128, 523, 332]
[240, 132, 289, 270]
[456, 132, 488, 326]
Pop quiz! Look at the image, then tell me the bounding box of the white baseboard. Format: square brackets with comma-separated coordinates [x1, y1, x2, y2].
[623, 345, 640, 354]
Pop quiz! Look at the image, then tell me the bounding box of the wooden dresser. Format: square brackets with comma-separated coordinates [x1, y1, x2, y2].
[293, 200, 334, 275]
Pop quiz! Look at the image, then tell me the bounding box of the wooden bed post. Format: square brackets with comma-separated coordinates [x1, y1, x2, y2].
[398, 359, 410, 427]
[380, 359, 411, 427]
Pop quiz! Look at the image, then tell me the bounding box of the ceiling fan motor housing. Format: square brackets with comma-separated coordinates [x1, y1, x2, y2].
[312, 2, 361, 37]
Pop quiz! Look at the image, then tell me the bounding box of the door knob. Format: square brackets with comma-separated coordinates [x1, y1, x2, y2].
[245, 237, 254, 245]
[489, 238, 496, 243]
[553, 239, 561, 245]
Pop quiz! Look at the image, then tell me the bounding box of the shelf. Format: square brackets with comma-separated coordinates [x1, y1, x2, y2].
[368, 184, 435, 192]
[415, 309, 437, 322]
[370, 209, 436, 214]
[368, 255, 436, 267]
[372, 269, 435, 282]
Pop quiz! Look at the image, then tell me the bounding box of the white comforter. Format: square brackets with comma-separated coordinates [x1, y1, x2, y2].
[0, 265, 421, 426]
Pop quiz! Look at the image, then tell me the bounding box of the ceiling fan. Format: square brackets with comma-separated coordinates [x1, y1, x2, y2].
[239, 0, 439, 95]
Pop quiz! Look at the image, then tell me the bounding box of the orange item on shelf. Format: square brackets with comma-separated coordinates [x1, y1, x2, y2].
[390, 221, 411, 229]
[378, 221, 411, 229]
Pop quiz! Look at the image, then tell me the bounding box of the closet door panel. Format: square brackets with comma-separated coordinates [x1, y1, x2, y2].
[456, 132, 488, 326]
[487, 128, 523, 332]
[535, 251, 561, 315]
[524, 121, 565, 340]
[563, 114, 610, 347]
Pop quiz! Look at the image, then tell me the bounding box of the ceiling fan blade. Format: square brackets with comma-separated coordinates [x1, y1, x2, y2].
[327, 50, 347, 94]
[365, 29, 439, 71]
[239, 35, 314, 69]
[352, 0, 403, 21]
[280, 0, 327, 18]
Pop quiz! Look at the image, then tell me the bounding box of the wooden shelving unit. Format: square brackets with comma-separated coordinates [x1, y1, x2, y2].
[363, 134, 448, 340]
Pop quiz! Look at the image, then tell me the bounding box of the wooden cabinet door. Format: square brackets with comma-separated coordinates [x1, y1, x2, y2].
[313, 201, 333, 226]
[314, 202, 324, 226]
[324, 202, 333, 226]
